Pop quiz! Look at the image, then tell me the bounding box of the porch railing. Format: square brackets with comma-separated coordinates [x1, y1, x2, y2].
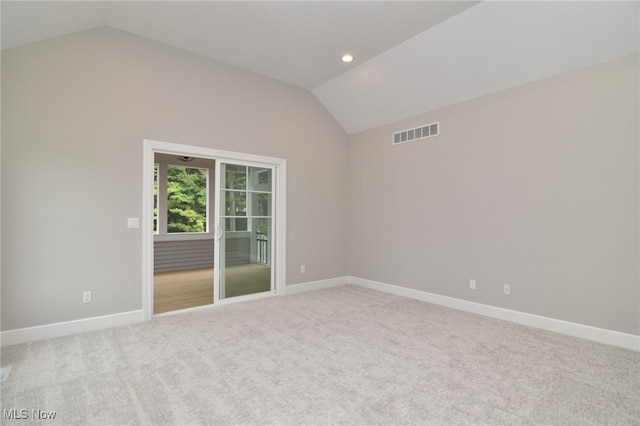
[256, 232, 268, 264]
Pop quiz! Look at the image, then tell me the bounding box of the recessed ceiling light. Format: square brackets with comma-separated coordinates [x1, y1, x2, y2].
[341, 54, 354, 63]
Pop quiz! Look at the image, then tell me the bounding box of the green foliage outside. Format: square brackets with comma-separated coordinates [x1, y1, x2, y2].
[153, 163, 271, 235]
[168, 165, 207, 232]
[154, 164, 208, 233]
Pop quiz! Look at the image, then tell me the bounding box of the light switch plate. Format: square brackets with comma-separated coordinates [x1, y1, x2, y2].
[127, 218, 140, 229]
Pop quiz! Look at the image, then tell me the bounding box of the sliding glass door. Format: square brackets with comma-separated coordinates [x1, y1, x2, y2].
[216, 163, 273, 300]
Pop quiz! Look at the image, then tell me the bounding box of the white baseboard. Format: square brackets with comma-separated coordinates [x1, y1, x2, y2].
[4, 279, 637, 352]
[285, 276, 350, 295]
[0, 310, 144, 347]
[350, 276, 640, 352]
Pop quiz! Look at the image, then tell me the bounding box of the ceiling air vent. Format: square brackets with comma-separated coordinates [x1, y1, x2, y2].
[393, 122, 439, 145]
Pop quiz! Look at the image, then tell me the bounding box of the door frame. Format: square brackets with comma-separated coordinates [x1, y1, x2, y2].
[142, 139, 287, 321]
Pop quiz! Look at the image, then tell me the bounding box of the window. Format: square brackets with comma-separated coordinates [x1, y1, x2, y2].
[222, 164, 271, 233]
[154, 162, 209, 234]
[224, 164, 248, 231]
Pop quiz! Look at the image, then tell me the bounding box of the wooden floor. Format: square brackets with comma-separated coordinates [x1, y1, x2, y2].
[154, 264, 271, 314]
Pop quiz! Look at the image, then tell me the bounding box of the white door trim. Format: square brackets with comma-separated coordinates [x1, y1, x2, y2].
[142, 139, 287, 321]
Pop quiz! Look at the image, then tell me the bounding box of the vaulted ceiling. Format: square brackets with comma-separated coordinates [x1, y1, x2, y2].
[2, 1, 639, 134]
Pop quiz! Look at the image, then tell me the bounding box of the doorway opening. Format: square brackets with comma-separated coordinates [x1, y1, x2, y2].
[153, 153, 215, 314]
[142, 140, 287, 320]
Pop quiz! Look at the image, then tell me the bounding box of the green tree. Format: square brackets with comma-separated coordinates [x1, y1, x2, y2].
[167, 165, 207, 232]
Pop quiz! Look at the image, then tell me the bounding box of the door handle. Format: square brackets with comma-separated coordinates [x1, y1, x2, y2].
[215, 225, 223, 240]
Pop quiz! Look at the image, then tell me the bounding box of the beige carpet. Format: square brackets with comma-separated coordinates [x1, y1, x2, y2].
[1, 285, 638, 425]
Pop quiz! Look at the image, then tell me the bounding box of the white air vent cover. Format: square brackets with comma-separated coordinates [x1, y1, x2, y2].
[393, 122, 439, 145]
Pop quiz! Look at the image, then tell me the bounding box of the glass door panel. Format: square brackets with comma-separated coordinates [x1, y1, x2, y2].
[218, 163, 273, 299]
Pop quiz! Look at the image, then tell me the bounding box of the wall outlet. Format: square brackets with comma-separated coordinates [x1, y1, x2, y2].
[503, 284, 510, 295]
[300, 265, 306, 273]
[470, 279, 476, 289]
[82, 291, 92, 303]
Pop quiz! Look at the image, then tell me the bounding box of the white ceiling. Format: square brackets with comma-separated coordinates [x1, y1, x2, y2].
[2, 1, 639, 135]
[314, 1, 640, 133]
[1, 1, 478, 89]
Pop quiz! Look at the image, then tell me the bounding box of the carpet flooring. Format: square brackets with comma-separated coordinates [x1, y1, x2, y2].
[1, 285, 638, 425]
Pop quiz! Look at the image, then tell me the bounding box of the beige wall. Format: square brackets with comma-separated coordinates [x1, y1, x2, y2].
[1, 27, 349, 330]
[348, 54, 639, 335]
[2, 26, 638, 338]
